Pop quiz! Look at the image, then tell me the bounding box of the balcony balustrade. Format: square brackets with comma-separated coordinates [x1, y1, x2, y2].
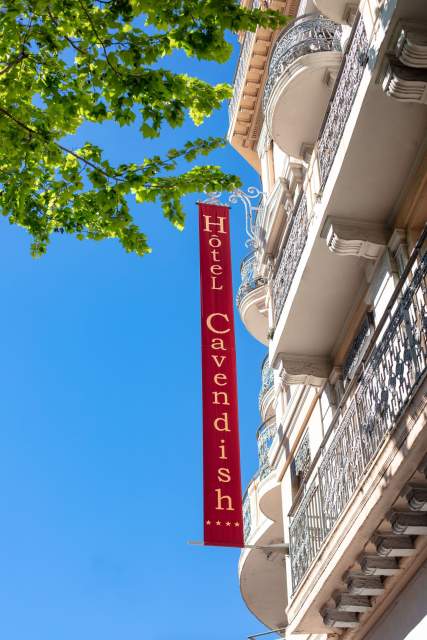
[317, 15, 368, 188]
[243, 487, 253, 542]
[242, 417, 278, 543]
[263, 14, 343, 157]
[264, 14, 342, 109]
[288, 235, 427, 592]
[257, 417, 278, 481]
[236, 252, 268, 344]
[258, 355, 274, 413]
[272, 192, 309, 324]
[236, 252, 266, 307]
[271, 15, 368, 328]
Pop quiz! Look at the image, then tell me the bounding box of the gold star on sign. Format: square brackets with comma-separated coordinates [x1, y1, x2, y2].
[216, 520, 221, 526]
[234, 522, 240, 527]
[206, 520, 211, 525]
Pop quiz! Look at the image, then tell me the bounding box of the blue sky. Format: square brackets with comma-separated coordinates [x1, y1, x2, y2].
[0, 32, 268, 640]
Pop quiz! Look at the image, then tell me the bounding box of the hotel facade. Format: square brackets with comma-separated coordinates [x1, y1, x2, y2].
[229, 0, 427, 638]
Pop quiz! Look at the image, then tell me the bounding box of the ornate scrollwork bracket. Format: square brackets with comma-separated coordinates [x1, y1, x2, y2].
[201, 187, 266, 249]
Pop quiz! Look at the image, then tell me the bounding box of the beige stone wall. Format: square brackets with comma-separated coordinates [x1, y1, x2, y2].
[364, 563, 427, 640]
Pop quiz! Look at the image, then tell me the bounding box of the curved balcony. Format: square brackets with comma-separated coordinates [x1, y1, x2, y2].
[257, 417, 277, 482]
[258, 355, 275, 419]
[240, 475, 287, 630]
[236, 253, 269, 345]
[263, 14, 343, 157]
[257, 418, 282, 524]
[314, 1, 357, 25]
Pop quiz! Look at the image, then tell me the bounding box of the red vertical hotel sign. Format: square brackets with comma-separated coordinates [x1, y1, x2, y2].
[198, 203, 244, 547]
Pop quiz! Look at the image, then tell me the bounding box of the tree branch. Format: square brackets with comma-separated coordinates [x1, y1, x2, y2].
[0, 50, 28, 77]
[0, 105, 218, 189]
[0, 106, 115, 178]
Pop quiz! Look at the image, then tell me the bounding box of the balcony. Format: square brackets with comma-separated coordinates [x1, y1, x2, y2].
[257, 417, 278, 482]
[263, 14, 343, 158]
[240, 423, 286, 630]
[286, 234, 427, 632]
[236, 253, 269, 345]
[258, 355, 275, 419]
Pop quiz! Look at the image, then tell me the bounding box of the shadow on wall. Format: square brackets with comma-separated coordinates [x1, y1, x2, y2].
[364, 562, 427, 640]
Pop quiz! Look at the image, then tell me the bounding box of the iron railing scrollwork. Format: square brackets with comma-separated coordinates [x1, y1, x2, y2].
[263, 14, 342, 111]
[289, 236, 427, 592]
[342, 314, 372, 381]
[243, 488, 252, 542]
[257, 418, 278, 481]
[272, 193, 309, 323]
[236, 252, 267, 307]
[271, 15, 369, 328]
[294, 431, 311, 481]
[259, 355, 274, 411]
[289, 481, 326, 588]
[317, 15, 369, 187]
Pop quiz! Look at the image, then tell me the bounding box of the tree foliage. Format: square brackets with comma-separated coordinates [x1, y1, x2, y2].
[0, 0, 287, 256]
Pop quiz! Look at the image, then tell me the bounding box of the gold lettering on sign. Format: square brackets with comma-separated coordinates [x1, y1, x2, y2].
[215, 488, 234, 511]
[211, 355, 226, 367]
[212, 391, 230, 406]
[206, 313, 230, 334]
[211, 276, 223, 291]
[218, 468, 231, 483]
[214, 373, 227, 386]
[210, 264, 222, 276]
[203, 215, 227, 235]
[208, 236, 222, 248]
[214, 413, 230, 432]
[211, 338, 226, 351]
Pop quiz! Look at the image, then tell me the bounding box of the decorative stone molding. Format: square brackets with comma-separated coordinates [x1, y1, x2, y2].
[382, 60, 427, 104]
[285, 158, 306, 195]
[276, 353, 331, 386]
[321, 216, 389, 260]
[393, 24, 427, 69]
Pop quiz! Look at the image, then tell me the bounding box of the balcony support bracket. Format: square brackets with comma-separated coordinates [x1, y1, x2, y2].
[276, 353, 331, 386]
[321, 216, 389, 260]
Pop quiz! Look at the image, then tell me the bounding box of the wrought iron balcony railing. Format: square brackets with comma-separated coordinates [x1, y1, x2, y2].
[257, 417, 278, 481]
[259, 355, 274, 411]
[289, 231, 427, 592]
[236, 252, 267, 307]
[317, 15, 369, 188]
[243, 487, 252, 542]
[272, 191, 309, 323]
[263, 14, 342, 111]
[294, 430, 311, 482]
[271, 14, 369, 326]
